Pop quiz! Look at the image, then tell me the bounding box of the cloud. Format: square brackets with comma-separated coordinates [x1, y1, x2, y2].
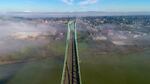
[61, 0, 74, 5]
[79, 0, 98, 5]
[61, 0, 98, 5]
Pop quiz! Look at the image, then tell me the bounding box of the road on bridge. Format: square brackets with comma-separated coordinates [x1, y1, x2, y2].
[61, 21, 82, 84]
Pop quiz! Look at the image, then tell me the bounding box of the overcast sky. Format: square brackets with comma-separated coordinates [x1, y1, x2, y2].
[0, 0, 149, 12]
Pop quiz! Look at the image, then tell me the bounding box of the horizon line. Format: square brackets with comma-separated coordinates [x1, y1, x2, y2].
[1, 11, 150, 13]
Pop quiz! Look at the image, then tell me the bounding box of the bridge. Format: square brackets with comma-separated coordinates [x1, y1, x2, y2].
[61, 21, 82, 84]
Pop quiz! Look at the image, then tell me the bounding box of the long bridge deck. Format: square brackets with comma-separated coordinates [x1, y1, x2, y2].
[61, 21, 82, 84]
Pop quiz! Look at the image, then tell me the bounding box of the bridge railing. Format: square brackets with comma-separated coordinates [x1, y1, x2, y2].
[61, 21, 82, 84]
[61, 22, 71, 84]
[74, 21, 82, 84]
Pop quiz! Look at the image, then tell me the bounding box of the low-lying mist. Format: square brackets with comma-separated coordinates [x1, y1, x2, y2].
[0, 18, 64, 55]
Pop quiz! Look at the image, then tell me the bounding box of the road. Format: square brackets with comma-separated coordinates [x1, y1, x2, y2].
[61, 21, 82, 84]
